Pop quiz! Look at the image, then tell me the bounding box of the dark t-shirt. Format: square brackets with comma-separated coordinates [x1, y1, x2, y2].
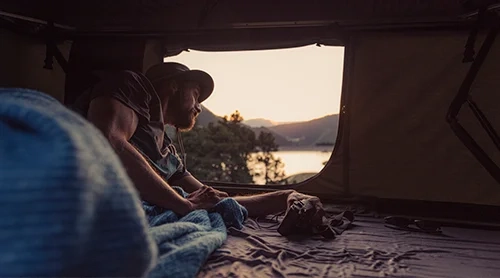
[72, 70, 190, 183]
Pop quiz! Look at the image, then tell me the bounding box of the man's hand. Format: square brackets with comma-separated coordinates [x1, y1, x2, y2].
[170, 175, 230, 199]
[186, 185, 226, 211]
[210, 187, 229, 199]
[287, 191, 325, 225]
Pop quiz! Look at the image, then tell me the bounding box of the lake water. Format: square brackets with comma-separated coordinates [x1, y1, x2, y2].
[250, 149, 333, 184]
[275, 150, 333, 176]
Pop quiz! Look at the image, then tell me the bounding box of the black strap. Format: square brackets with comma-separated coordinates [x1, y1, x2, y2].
[449, 121, 500, 184]
[462, 7, 488, 62]
[467, 97, 500, 152]
[43, 22, 69, 73]
[447, 27, 498, 120]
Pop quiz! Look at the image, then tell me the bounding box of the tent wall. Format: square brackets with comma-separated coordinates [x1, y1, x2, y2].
[0, 0, 475, 32]
[64, 39, 163, 106]
[0, 26, 163, 105]
[2, 1, 500, 208]
[305, 29, 500, 206]
[0, 28, 70, 101]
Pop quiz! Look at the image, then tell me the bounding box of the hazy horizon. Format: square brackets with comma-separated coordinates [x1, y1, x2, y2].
[203, 106, 339, 126]
[164, 45, 344, 123]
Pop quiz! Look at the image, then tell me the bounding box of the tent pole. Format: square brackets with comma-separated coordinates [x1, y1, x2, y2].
[446, 12, 500, 184]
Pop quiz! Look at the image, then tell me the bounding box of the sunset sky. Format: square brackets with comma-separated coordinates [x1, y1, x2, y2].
[165, 45, 344, 123]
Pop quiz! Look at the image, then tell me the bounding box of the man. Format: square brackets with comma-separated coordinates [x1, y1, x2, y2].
[73, 62, 324, 218]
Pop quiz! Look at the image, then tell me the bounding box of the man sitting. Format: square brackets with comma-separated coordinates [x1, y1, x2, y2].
[72, 62, 324, 218]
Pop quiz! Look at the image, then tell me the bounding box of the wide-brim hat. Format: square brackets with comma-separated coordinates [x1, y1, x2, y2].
[145, 62, 214, 103]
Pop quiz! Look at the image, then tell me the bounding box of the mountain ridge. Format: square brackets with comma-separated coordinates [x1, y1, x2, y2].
[243, 118, 276, 127]
[267, 114, 339, 147]
[195, 107, 339, 148]
[243, 118, 305, 127]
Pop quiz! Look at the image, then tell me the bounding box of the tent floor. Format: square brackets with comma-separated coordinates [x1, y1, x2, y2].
[199, 204, 500, 278]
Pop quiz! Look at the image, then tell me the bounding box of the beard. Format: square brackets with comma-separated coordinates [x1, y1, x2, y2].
[175, 109, 198, 131]
[166, 92, 200, 131]
[169, 106, 198, 131]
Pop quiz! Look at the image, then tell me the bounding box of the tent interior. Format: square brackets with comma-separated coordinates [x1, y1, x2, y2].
[2, 0, 500, 277]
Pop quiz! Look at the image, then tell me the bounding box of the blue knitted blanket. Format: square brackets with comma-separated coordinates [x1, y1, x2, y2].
[144, 189, 248, 278]
[0, 88, 247, 278]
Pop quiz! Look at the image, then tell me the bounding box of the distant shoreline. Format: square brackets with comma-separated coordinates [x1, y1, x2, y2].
[276, 145, 335, 152]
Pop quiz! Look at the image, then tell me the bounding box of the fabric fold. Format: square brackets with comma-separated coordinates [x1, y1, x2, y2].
[143, 187, 248, 278]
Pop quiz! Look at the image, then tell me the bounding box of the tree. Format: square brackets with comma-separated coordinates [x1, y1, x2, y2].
[172, 110, 286, 185]
[224, 110, 244, 123]
[250, 131, 286, 184]
[216, 111, 256, 183]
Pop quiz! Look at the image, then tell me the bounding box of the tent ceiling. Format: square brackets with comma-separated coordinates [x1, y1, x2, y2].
[0, 0, 498, 33]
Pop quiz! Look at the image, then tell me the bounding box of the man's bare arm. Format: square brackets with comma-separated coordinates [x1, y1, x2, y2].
[87, 96, 193, 215]
[171, 174, 297, 217]
[170, 175, 204, 193]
